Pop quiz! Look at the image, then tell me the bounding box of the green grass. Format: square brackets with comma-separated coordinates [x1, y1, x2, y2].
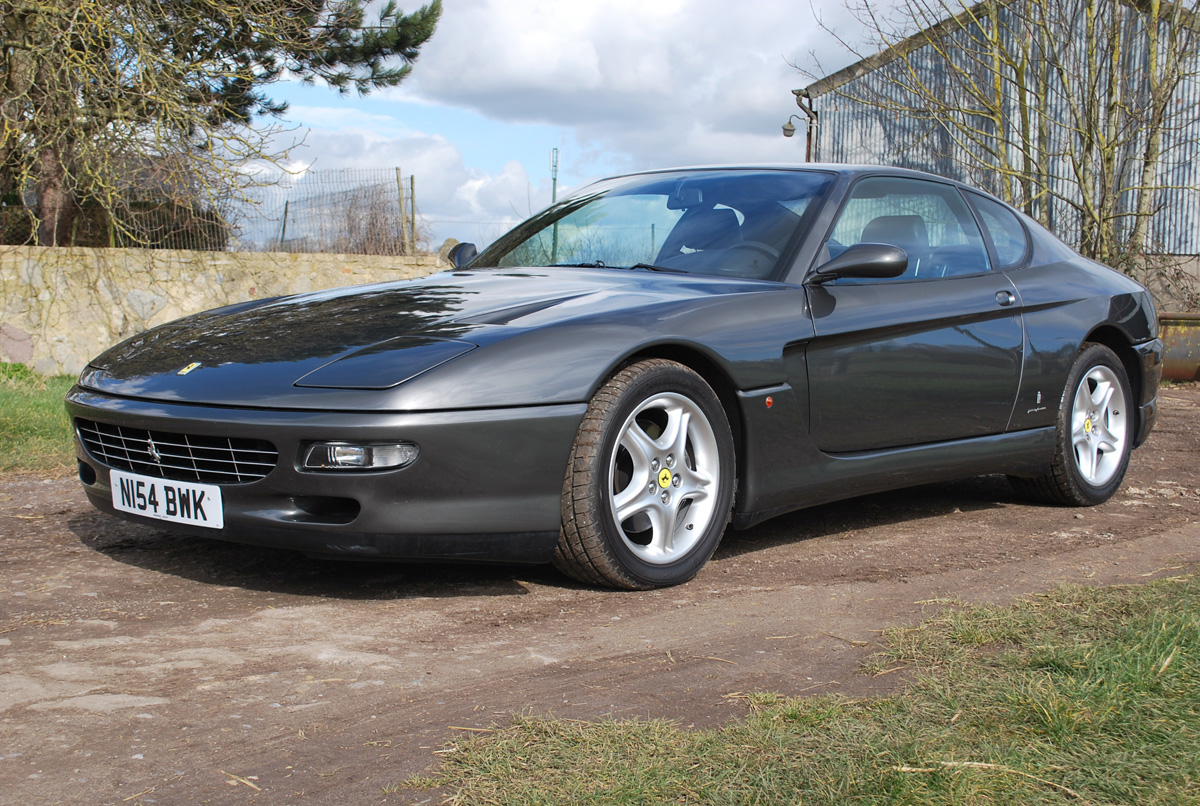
[0, 363, 76, 474]
[428, 575, 1200, 805]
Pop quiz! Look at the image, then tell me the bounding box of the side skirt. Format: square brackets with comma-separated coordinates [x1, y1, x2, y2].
[732, 426, 1057, 530]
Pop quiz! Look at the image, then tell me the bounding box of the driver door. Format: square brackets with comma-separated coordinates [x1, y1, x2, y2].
[804, 176, 1024, 453]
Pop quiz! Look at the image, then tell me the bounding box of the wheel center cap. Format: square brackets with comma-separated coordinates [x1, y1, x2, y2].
[1084, 417, 1093, 434]
[658, 468, 672, 489]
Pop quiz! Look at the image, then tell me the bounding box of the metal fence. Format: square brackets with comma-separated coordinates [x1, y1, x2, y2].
[229, 167, 421, 254]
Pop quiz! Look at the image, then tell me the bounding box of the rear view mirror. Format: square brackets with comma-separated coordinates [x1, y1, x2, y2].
[808, 243, 907, 284]
[667, 184, 704, 210]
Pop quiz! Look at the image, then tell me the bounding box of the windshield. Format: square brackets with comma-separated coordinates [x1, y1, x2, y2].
[472, 169, 834, 280]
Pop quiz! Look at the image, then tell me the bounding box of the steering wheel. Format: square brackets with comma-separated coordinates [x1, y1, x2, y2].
[923, 246, 990, 278]
[728, 241, 781, 260]
[720, 241, 783, 278]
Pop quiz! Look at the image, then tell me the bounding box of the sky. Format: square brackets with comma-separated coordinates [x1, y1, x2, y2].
[265, 0, 870, 249]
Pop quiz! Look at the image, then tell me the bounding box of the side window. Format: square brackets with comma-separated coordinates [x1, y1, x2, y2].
[968, 193, 1030, 269]
[825, 177, 991, 280]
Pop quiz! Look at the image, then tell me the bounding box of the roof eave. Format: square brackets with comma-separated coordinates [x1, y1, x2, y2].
[800, 0, 998, 100]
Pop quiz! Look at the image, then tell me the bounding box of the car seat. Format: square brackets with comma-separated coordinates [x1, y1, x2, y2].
[860, 214, 927, 276]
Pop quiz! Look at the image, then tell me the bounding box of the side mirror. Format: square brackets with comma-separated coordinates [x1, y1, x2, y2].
[807, 243, 908, 284]
[447, 242, 478, 268]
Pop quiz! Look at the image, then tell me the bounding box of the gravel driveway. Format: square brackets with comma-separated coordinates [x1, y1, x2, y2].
[2, 384, 1198, 805]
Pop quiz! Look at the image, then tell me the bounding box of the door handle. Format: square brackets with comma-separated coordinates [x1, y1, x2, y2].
[995, 290, 1016, 307]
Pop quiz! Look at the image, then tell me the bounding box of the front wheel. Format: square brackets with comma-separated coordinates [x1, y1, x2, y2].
[555, 359, 736, 589]
[1010, 343, 1133, 506]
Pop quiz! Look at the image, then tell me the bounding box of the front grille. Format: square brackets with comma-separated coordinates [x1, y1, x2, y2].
[76, 419, 277, 484]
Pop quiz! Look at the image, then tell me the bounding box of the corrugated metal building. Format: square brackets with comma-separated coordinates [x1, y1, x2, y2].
[796, 0, 1200, 257]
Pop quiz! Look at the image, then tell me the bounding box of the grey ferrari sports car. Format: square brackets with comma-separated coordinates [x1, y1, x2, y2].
[67, 165, 1162, 589]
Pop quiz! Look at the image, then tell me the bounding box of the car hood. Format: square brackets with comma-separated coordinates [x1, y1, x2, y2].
[79, 268, 779, 408]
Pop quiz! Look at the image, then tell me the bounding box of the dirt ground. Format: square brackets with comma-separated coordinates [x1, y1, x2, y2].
[2, 384, 1199, 805]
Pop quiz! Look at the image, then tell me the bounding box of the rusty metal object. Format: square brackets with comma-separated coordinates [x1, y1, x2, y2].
[1161, 313, 1200, 381]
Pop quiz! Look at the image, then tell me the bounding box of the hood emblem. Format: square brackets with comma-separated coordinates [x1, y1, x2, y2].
[178, 362, 202, 376]
[147, 438, 162, 464]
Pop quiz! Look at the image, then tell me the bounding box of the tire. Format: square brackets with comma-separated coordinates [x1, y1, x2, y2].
[1010, 343, 1133, 506]
[555, 359, 736, 589]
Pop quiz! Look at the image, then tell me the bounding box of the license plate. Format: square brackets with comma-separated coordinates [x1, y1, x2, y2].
[110, 470, 224, 529]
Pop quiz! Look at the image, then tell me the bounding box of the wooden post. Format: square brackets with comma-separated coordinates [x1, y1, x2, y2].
[409, 174, 417, 252]
[396, 166, 410, 254]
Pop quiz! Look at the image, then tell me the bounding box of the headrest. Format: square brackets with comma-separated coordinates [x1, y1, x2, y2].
[678, 207, 742, 251]
[861, 214, 928, 250]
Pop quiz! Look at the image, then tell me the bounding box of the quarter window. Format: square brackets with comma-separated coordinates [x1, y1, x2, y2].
[824, 177, 991, 280]
[969, 193, 1029, 269]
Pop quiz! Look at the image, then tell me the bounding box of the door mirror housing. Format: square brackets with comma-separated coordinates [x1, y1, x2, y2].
[447, 242, 478, 268]
[808, 243, 907, 284]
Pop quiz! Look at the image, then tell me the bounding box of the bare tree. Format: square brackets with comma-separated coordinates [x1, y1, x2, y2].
[806, 0, 1200, 269]
[0, 0, 440, 246]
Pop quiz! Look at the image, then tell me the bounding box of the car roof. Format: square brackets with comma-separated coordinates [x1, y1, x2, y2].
[603, 163, 1005, 206]
[613, 163, 949, 178]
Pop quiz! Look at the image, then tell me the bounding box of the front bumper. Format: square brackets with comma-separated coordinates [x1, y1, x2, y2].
[67, 388, 586, 563]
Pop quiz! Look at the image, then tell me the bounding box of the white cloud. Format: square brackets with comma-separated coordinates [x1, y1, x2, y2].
[278, 0, 876, 246]
[272, 125, 546, 246]
[281, 106, 413, 137]
[403, 0, 858, 137]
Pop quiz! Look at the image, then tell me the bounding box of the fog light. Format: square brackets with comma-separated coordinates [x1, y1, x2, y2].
[303, 442, 419, 471]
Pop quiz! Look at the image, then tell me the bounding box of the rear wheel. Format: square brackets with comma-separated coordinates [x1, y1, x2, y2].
[1010, 343, 1133, 506]
[555, 359, 735, 589]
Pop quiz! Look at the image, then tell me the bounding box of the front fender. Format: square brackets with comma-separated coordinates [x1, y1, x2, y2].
[387, 290, 814, 410]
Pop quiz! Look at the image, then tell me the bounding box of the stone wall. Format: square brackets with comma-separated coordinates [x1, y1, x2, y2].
[0, 246, 445, 376]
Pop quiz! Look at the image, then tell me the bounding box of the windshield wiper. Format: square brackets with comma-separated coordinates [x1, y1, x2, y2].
[629, 263, 687, 273]
[548, 260, 686, 274]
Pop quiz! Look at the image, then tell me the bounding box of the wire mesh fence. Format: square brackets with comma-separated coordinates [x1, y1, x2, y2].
[230, 167, 422, 254]
[0, 167, 424, 255]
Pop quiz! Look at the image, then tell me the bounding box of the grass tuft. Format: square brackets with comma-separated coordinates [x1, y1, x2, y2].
[0, 363, 75, 474]
[434, 575, 1200, 805]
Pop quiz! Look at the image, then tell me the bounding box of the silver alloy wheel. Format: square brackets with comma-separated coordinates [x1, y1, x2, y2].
[607, 392, 720, 565]
[1070, 364, 1128, 486]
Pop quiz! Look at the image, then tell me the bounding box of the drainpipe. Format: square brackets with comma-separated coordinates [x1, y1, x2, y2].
[793, 89, 819, 163]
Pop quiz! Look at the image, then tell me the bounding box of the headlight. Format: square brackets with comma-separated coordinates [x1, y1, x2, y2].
[302, 442, 419, 471]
